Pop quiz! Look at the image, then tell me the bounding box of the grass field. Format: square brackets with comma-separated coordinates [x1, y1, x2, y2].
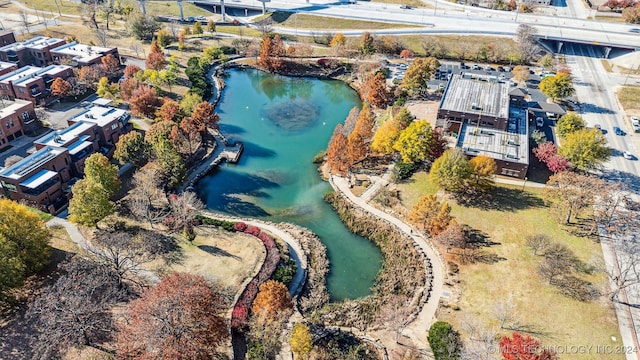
[396, 172, 623, 359]
[617, 86, 640, 114]
[268, 11, 418, 30]
[372, 0, 433, 8]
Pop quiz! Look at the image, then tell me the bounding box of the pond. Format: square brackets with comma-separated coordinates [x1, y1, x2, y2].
[196, 68, 382, 301]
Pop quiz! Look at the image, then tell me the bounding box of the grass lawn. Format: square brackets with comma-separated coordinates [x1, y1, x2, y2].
[20, 0, 83, 16]
[400, 34, 518, 60]
[169, 226, 265, 294]
[268, 11, 419, 30]
[144, 0, 212, 18]
[397, 171, 622, 359]
[617, 86, 640, 113]
[372, 0, 433, 8]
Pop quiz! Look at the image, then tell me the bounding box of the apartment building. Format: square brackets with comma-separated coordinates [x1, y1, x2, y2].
[0, 31, 16, 47]
[34, 121, 101, 176]
[51, 41, 120, 67]
[0, 100, 36, 150]
[0, 36, 66, 67]
[0, 61, 18, 77]
[0, 65, 74, 105]
[68, 105, 131, 156]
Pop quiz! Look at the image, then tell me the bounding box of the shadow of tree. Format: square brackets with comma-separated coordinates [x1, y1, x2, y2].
[456, 185, 545, 211]
[198, 245, 240, 260]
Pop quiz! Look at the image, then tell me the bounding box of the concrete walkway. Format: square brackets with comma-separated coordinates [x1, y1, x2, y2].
[330, 175, 445, 350]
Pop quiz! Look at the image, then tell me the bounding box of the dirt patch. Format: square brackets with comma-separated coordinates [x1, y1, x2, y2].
[405, 99, 440, 127]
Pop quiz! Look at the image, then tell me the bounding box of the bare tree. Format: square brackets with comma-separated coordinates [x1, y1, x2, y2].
[379, 295, 413, 341]
[95, 27, 109, 47]
[537, 242, 576, 283]
[82, 0, 101, 29]
[130, 42, 144, 59]
[4, 155, 23, 168]
[525, 234, 551, 256]
[460, 315, 498, 360]
[168, 20, 180, 39]
[493, 295, 520, 330]
[515, 24, 540, 64]
[128, 166, 167, 226]
[255, 17, 275, 35]
[28, 258, 126, 359]
[166, 191, 204, 240]
[34, 108, 51, 128]
[20, 11, 30, 33]
[596, 241, 640, 301]
[99, 0, 116, 30]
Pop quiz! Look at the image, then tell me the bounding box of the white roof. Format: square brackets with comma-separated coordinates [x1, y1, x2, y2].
[0, 100, 31, 118]
[70, 105, 127, 127]
[19, 169, 58, 189]
[51, 41, 115, 64]
[0, 66, 41, 84]
[67, 139, 93, 156]
[92, 98, 112, 106]
[36, 121, 95, 148]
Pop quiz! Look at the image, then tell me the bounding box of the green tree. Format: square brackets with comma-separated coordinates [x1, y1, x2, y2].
[114, 131, 150, 168]
[68, 179, 116, 226]
[393, 119, 434, 163]
[192, 21, 203, 35]
[206, 21, 216, 33]
[127, 13, 160, 40]
[153, 137, 186, 189]
[558, 128, 609, 171]
[84, 153, 121, 197]
[180, 92, 203, 116]
[402, 57, 440, 95]
[394, 107, 415, 129]
[430, 148, 471, 192]
[469, 155, 497, 188]
[0, 199, 50, 296]
[290, 323, 313, 359]
[156, 28, 172, 48]
[556, 112, 585, 137]
[427, 321, 462, 360]
[359, 32, 376, 55]
[539, 73, 575, 101]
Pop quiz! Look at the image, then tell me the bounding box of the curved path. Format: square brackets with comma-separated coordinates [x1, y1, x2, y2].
[329, 175, 445, 346]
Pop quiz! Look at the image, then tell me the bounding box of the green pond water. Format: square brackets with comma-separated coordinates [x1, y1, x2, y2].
[196, 68, 382, 301]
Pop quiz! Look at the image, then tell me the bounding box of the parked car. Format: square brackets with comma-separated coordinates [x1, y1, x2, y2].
[473, 64, 480, 70]
[594, 124, 603, 133]
[536, 117, 544, 127]
[629, 28, 640, 33]
[623, 150, 634, 160]
[485, 65, 493, 71]
[631, 116, 639, 132]
[400, 4, 414, 9]
[614, 126, 625, 135]
[497, 66, 505, 72]
[187, 16, 195, 22]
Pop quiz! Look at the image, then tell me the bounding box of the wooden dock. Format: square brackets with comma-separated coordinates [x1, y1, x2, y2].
[220, 142, 243, 164]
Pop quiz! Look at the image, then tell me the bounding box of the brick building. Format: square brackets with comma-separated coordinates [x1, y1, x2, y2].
[0, 36, 66, 67]
[0, 61, 18, 77]
[51, 41, 120, 67]
[34, 121, 100, 176]
[67, 105, 131, 156]
[0, 100, 36, 150]
[0, 65, 74, 105]
[0, 31, 16, 47]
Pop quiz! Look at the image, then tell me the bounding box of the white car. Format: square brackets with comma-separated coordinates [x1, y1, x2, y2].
[536, 117, 544, 127]
[623, 151, 634, 160]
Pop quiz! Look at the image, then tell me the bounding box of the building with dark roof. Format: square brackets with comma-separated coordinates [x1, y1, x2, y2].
[437, 73, 530, 179]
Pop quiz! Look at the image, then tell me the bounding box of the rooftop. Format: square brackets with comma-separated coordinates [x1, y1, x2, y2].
[457, 113, 529, 165]
[0, 66, 41, 84]
[0, 146, 67, 180]
[70, 105, 128, 127]
[440, 73, 510, 120]
[51, 42, 115, 64]
[12, 64, 71, 86]
[19, 169, 58, 189]
[36, 121, 95, 148]
[0, 36, 64, 52]
[0, 61, 17, 71]
[0, 99, 32, 118]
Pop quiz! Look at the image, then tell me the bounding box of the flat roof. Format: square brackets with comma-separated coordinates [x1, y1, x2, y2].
[457, 115, 529, 165]
[0, 100, 31, 118]
[12, 64, 71, 86]
[0, 36, 64, 52]
[70, 105, 127, 127]
[67, 139, 93, 156]
[92, 98, 112, 106]
[51, 42, 115, 64]
[19, 169, 57, 189]
[0, 146, 67, 180]
[0, 65, 41, 84]
[440, 73, 510, 120]
[0, 61, 16, 71]
[36, 121, 95, 148]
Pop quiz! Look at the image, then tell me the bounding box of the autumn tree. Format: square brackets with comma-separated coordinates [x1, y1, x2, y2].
[558, 128, 609, 171]
[500, 332, 558, 360]
[361, 72, 391, 108]
[130, 85, 162, 118]
[119, 77, 142, 101]
[258, 34, 284, 72]
[29, 258, 125, 359]
[359, 32, 376, 55]
[511, 65, 530, 85]
[0, 200, 50, 297]
[145, 120, 176, 146]
[435, 219, 465, 252]
[544, 171, 605, 224]
[156, 28, 172, 48]
[399, 49, 415, 60]
[371, 115, 401, 155]
[393, 119, 435, 163]
[207, 21, 216, 33]
[347, 103, 376, 164]
[401, 57, 440, 94]
[156, 98, 185, 123]
[84, 153, 121, 197]
[101, 53, 121, 78]
[114, 131, 150, 168]
[124, 64, 142, 79]
[428, 321, 462, 360]
[69, 178, 115, 226]
[252, 280, 293, 321]
[96, 76, 119, 99]
[533, 142, 571, 173]
[326, 124, 350, 175]
[78, 65, 103, 86]
[430, 148, 472, 193]
[180, 92, 203, 116]
[189, 101, 220, 133]
[290, 322, 313, 359]
[556, 112, 585, 137]
[330, 32, 346, 48]
[408, 194, 453, 236]
[171, 120, 201, 155]
[145, 40, 167, 71]
[193, 21, 203, 35]
[539, 73, 575, 101]
[469, 155, 497, 188]
[50, 77, 72, 97]
[117, 273, 228, 359]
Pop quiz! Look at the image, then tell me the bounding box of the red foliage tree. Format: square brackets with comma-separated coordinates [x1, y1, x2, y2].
[362, 72, 391, 108]
[50, 77, 72, 97]
[533, 141, 557, 163]
[546, 154, 571, 173]
[533, 142, 571, 173]
[146, 52, 167, 71]
[119, 77, 142, 101]
[500, 332, 557, 360]
[429, 128, 448, 160]
[326, 123, 350, 176]
[123, 64, 142, 79]
[117, 273, 228, 359]
[399, 49, 415, 59]
[78, 65, 104, 85]
[129, 85, 161, 118]
[156, 98, 185, 123]
[100, 54, 120, 76]
[189, 101, 219, 133]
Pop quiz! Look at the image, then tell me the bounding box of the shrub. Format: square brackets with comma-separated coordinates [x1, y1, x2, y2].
[391, 161, 419, 183]
[233, 221, 248, 232]
[244, 225, 261, 237]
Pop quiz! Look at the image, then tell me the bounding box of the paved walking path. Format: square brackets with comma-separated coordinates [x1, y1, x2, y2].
[330, 175, 445, 350]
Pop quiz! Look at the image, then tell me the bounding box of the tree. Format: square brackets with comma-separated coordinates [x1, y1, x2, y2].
[539, 73, 575, 101]
[28, 258, 125, 359]
[84, 153, 121, 197]
[3, 155, 23, 167]
[114, 131, 150, 168]
[69, 179, 115, 226]
[511, 65, 530, 85]
[50, 77, 72, 97]
[400, 49, 415, 60]
[359, 32, 376, 55]
[117, 273, 228, 359]
[156, 28, 172, 48]
[258, 34, 284, 72]
[427, 321, 462, 360]
[153, 137, 186, 189]
[192, 21, 203, 35]
[0, 200, 50, 296]
[166, 191, 204, 241]
[408, 194, 453, 236]
[119, 77, 142, 101]
[515, 24, 539, 64]
[532, 141, 558, 163]
[546, 154, 571, 173]
[330, 32, 346, 48]
[172, 119, 202, 155]
[101, 53, 121, 78]
[544, 171, 605, 224]
[207, 21, 216, 33]
[533, 142, 571, 173]
[327, 124, 350, 176]
[156, 98, 185, 123]
[623, 3, 640, 23]
[96, 76, 119, 99]
[393, 120, 435, 163]
[558, 128, 609, 171]
[127, 13, 160, 40]
[525, 234, 551, 256]
[79, 65, 104, 86]
[129, 85, 161, 118]
[556, 112, 585, 137]
[146, 50, 167, 71]
[127, 165, 167, 226]
[290, 323, 313, 359]
[189, 101, 219, 133]
[469, 155, 497, 188]
[402, 57, 440, 94]
[252, 280, 293, 321]
[124, 64, 142, 79]
[371, 116, 401, 155]
[347, 103, 375, 164]
[361, 73, 391, 108]
[430, 148, 472, 193]
[145, 120, 176, 146]
[180, 92, 203, 116]
[435, 219, 465, 252]
[500, 332, 557, 360]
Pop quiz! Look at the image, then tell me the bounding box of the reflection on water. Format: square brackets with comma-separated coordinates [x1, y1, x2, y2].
[197, 69, 382, 301]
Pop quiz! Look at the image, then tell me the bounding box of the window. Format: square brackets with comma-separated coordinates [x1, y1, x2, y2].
[111, 123, 118, 130]
[22, 112, 29, 120]
[18, 88, 24, 93]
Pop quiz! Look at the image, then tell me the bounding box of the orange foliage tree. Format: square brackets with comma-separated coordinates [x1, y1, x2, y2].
[258, 34, 285, 72]
[361, 72, 391, 109]
[326, 123, 350, 176]
[146, 40, 167, 71]
[50, 78, 72, 97]
[117, 273, 228, 359]
[129, 85, 161, 118]
[251, 280, 293, 321]
[123, 64, 142, 79]
[189, 101, 219, 133]
[156, 98, 185, 123]
[119, 78, 142, 101]
[78, 65, 104, 86]
[347, 103, 376, 164]
[100, 54, 121, 76]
